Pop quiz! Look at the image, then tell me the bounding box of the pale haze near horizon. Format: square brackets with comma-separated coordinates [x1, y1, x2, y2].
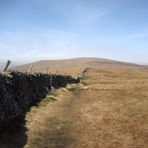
[0, 0, 148, 65]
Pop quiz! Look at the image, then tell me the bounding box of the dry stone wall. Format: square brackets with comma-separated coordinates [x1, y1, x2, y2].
[0, 72, 80, 130]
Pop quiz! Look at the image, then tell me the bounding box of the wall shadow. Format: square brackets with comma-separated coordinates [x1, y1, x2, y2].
[0, 72, 80, 148]
[0, 113, 27, 148]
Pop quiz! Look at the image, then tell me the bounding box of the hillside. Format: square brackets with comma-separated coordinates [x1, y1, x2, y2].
[143, 66, 148, 69]
[11, 58, 141, 74]
[1, 67, 147, 148]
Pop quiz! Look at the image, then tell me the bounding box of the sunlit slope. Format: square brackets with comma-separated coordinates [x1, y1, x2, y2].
[11, 57, 141, 73]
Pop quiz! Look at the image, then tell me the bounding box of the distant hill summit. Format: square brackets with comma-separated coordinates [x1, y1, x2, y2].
[11, 57, 141, 72]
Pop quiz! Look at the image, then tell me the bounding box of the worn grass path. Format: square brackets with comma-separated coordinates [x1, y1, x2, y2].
[24, 68, 148, 148]
[0, 68, 147, 148]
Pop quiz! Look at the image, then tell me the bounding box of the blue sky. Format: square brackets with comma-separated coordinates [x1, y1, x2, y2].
[0, 0, 148, 64]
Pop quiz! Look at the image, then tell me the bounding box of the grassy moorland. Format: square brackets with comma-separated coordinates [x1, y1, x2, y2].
[11, 58, 140, 74]
[0, 66, 148, 148]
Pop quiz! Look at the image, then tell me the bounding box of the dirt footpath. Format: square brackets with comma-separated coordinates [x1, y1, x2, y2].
[24, 68, 148, 148]
[1, 68, 147, 148]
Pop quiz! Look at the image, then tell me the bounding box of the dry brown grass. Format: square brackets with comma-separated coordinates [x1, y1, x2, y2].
[0, 67, 148, 148]
[32, 68, 83, 77]
[11, 57, 141, 74]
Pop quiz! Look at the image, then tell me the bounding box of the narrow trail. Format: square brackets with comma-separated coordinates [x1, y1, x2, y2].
[24, 68, 148, 148]
[1, 68, 147, 148]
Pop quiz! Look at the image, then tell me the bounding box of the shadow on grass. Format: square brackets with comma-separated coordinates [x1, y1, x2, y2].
[0, 114, 27, 148]
[0, 93, 59, 148]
